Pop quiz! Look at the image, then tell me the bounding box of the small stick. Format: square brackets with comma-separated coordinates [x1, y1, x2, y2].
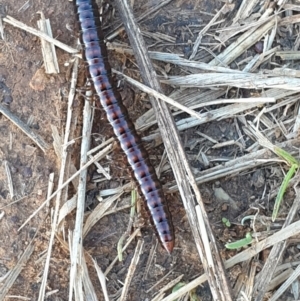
[113, 69, 203, 120]
[4, 161, 14, 199]
[92, 258, 109, 301]
[146, 268, 175, 293]
[119, 239, 144, 301]
[104, 228, 141, 276]
[105, 0, 172, 41]
[0, 104, 49, 152]
[37, 12, 59, 74]
[143, 239, 158, 281]
[3, 15, 78, 54]
[69, 88, 93, 301]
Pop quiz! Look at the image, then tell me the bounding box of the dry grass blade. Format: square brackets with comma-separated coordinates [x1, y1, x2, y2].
[4, 160, 14, 199]
[209, 16, 277, 66]
[150, 52, 242, 73]
[136, 88, 227, 131]
[3, 15, 78, 54]
[104, 228, 141, 276]
[92, 258, 109, 301]
[162, 72, 300, 91]
[69, 90, 93, 301]
[119, 239, 144, 301]
[82, 188, 128, 238]
[113, 69, 203, 120]
[37, 12, 59, 74]
[267, 268, 294, 292]
[268, 264, 300, 301]
[0, 104, 49, 152]
[151, 274, 184, 301]
[0, 244, 34, 301]
[189, 4, 227, 60]
[58, 194, 77, 226]
[233, 0, 261, 23]
[51, 125, 80, 189]
[82, 254, 98, 301]
[142, 102, 269, 142]
[146, 268, 175, 294]
[143, 239, 158, 281]
[105, 0, 172, 41]
[169, 139, 300, 191]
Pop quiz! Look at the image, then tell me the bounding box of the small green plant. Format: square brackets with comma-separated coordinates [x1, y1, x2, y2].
[172, 282, 186, 301]
[222, 217, 231, 227]
[225, 232, 252, 250]
[271, 147, 299, 221]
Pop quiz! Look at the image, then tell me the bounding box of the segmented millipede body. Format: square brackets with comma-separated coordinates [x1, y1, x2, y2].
[74, 0, 174, 252]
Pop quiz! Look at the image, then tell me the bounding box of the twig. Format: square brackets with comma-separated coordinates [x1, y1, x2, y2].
[113, 69, 203, 120]
[0, 104, 49, 152]
[104, 228, 141, 276]
[119, 240, 144, 301]
[92, 258, 110, 301]
[105, 0, 172, 41]
[3, 15, 78, 54]
[69, 88, 93, 301]
[143, 239, 158, 281]
[37, 12, 59, 74]
[4, 161, 14, 199]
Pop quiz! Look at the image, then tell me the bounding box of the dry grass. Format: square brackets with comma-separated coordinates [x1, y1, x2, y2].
[1, 0, 300, 301]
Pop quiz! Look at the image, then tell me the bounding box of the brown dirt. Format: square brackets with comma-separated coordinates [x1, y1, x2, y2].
[0, 1, 296, 301]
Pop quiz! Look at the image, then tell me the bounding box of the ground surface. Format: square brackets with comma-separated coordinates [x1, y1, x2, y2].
[0, 1, 299, 301]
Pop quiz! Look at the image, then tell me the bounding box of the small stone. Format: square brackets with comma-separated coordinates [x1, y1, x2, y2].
[221, 203, 228, 211]
[254, 41, 263, 54]
[23, 166, 33, 178]
[25, 145, 36, 156]
[29, 68, 48, 91]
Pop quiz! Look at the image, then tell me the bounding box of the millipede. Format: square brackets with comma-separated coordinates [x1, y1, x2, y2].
[74, 0, 175, 252]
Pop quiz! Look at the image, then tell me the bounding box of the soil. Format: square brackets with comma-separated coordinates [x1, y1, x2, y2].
[0, 1, 296, 301]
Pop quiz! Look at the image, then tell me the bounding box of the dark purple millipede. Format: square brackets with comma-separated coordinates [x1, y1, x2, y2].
[74, 0, 175, 252]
